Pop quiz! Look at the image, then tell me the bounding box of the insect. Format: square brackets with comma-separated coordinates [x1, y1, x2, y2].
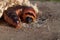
[3, 5, 37, 29]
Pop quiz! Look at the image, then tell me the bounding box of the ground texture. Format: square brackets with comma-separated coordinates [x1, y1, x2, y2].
[0, 2, 60, 40]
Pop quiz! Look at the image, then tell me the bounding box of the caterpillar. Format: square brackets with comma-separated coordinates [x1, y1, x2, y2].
[3, 5, 37, 29]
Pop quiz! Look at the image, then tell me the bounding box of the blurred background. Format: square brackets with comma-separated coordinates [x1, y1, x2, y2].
[31, 0, 60, 2]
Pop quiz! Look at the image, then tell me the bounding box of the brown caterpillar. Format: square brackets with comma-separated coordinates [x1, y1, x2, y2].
[3, 5, 37, 29]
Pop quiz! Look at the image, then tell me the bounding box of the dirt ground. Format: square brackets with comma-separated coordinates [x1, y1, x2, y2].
[0, 2, 60, 40]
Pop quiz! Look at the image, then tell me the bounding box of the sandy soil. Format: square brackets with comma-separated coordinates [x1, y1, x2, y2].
[0, 2, 60, 40]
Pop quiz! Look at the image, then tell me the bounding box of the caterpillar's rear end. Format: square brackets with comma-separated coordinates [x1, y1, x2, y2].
[3, 5, 22, 29]
[3, 12, 20, 28]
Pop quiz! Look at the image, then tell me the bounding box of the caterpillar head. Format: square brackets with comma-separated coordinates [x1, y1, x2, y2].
[20, 6, 37, 23]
